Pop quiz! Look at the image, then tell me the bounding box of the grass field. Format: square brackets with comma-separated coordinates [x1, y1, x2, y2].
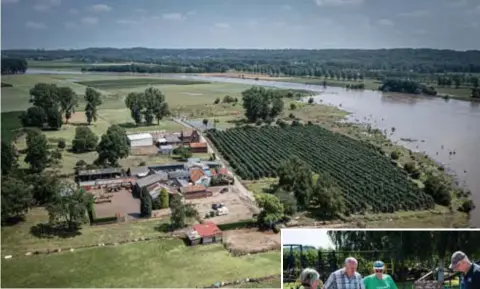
[1, 111, 23, 143]
[1, 238, 280, 288]
[76, 78, 210, 89]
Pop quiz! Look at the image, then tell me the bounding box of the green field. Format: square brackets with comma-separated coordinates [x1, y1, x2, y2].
[76, 78, 210, 89]
[1, 111, 23, 143]
[1, 238, 280, 288]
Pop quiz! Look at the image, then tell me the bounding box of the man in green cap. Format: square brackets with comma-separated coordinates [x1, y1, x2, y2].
[363, 261, 397, 289]
[450, 251, 480, 289]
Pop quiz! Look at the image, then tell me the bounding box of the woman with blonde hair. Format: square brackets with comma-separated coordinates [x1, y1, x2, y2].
[299, 268, 322, 289]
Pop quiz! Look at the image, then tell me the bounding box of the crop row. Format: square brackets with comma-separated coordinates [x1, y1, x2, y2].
[206, 125, 435, 213]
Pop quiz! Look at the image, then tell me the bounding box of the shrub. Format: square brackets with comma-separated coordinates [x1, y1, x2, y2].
[308, 97, 314, 104]
[214, 98, 220, 104]
[72, 126, 98, 153]
[139, 161, 146, 166]
[217, 219, 255, 231]
[390, 151, 399, 160]
[255, 119, 263, 126]
[404, 162, 416, 174]
[290, 103, 296, 110]
[57, 139, 66, 149]
[288, 113, 295, 119]
[458, 199, 475, 213]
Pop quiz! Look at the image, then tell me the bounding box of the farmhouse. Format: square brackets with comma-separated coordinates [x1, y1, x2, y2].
[189, 142, 208, 153]
[179, 184, 212, 199]
[168, 170, 190, 180]
[181, 129, 200, 144]
[187, 222, 223, 246]
[76, 167, 123, 182]
[128, 133, 153, 147]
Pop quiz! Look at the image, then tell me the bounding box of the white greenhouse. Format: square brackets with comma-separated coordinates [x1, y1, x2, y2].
[128, 133, 153, 147]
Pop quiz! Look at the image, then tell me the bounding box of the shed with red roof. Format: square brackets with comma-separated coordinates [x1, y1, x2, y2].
[186, 221, 223, 246]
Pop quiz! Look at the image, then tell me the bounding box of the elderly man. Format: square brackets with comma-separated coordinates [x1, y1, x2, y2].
[450, 251, 480, 289]
[324, 257, 365, 289]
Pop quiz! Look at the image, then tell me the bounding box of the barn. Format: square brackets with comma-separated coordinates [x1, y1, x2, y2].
[128, 133, 153, 147]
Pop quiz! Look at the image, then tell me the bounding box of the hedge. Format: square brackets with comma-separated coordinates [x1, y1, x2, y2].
[217, 219, 255, 231]
[93, 216, 117, 225]
[87, 199, 96, 224]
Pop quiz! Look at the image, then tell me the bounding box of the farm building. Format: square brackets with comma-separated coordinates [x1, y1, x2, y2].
[149, 163, 186, 172]
[190, 168, 211, 186]
[80, 177, 135, 191]
[187, 222, 222, 246]
[168, 170, 190, 180]
[148, 183, 179, 200]
[128, 166, 151, 178]
[189, 142, 208, 153]
[76, 168, 123, 182]
[159, 145, 174, 155]
[179, 185, 212, 199]
[202, 161, 222, 169]
[181, 129, 200, 144]
[128, 133, 153, 147]
[133, 172, 168, 197]
[164, 134, 182, 145]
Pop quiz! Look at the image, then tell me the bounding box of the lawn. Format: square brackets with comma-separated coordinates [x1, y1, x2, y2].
[1, 111, 23, 143]
[1, 238, 280, 288]
[230, 278, 281, 288]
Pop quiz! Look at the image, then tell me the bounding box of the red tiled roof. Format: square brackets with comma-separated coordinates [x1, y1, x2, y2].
[190, 168, 206, 183]
[193, 222, 222, 238]
[180, 184, 207, 194]
[190, 142, 207, 148]
[217, 168, 229, 175]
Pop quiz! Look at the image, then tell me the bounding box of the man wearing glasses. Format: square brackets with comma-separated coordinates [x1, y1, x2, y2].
[324, 257, 365, 289]
[450, 251, 480, 289]
[363, 261, 398, 289]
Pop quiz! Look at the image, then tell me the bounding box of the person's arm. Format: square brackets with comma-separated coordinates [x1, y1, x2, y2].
[323, 273, 336, 289]
[387, 275, 398, 289]
[359, 275, 366, 289]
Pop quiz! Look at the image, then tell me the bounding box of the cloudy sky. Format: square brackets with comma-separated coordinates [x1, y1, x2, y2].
[282, 229, 334, 249]
[1, 0, 479, 50]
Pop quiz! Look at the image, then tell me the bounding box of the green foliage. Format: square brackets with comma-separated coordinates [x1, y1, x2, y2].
[203, 118, 209, 127]
[277, 157, 313, 209]
[424, 174, 452, 206]
[308, 98, 314, 104]
[275, 189, 297, 216]
[46, 184, 91, 230]
[173, 145, 192, 159]
[170, 195, 186, 229]
[24, 129, 49, 173]
[255, 193, 284, 229]
[390, 151, 399, 160]
[379, 79, 437, 96]
[242, 86, 284, 122]
[27, 172, 62, 204]
[72, 126, 99, 153]
[290, 103, 297, 110]
[1, 141, 18, 176]
[160, 189, 170, 209]
[50, 148, 62, 165]
[140, 188, 153, 217]
[458, 199, 475, 213]
[1, 57, 27, 74]
[92, 216, 118, 224]
[96, 124, 130, 166]
[20, 106, 46, 128]
[1, 176, 33, 224]
[57, 139, 66, 149]
[125, 87, 169, 125]
[217, 219, 255, 231]
[308, 173, 346, 219]
[207, 125, 434, 214]
[223, 95, 235, 103]
[58, 86, 78, 124]
[84, 87, 103, 125]
[472, 88, 480, 99]
[214, 97, 220, 104]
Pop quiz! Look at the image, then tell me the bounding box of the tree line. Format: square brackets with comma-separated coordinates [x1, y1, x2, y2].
[4, 48, 480, 73]
[124, 87, 169, 125]
[1, 57, 27, 74]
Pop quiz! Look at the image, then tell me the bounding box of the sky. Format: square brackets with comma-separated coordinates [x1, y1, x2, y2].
[1, 0, 480, 50]
[282, 229, 334, 249]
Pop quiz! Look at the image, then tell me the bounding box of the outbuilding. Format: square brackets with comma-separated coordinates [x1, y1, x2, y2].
[128, 133, 153, 147]
[187, 222, 222, 246]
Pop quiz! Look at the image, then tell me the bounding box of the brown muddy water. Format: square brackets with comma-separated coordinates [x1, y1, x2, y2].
[26, 69, 480, 227]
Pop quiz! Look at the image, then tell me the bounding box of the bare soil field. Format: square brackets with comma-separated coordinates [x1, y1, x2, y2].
[91, 188, 140, 219]
[186, 186, 256, 224]
[64, 111, 87, 124]
[131, 145, 158, 155]
[223, 229, 281, 255]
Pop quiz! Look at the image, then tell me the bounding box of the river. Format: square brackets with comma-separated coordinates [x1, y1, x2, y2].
[26, 69, 480, 226]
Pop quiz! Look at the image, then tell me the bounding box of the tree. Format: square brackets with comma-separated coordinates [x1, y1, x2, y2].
[125, 92, 144, 125]
[290, 103, 296, 110]
[96, 124, 130, 166]
[1, 57, 27, 74]
[242, 86, 284, 122]
[275, 188, 297, 216]
[58, 139, 66, 149]
[20, 106, 46, 128]
[276, 157, 314, 209]
[308, 173, 345, 219]
[452, 76, 461, 89]
[1, 141, 18, 176]
[27, 172, 62, 205]
[214, 97, 220, 104]
[84, 87, 102, 125]
[223, 95, 235, 103]
[308, 97, 314, 104]
[145, 87, 169, 125]
[50, 148, 62, 165]
[46, 104, 63, 129]
[173, 145, 192, 159]
[424, 174, 452, 206]
[46, 184, 91, 230]
[1, 176, 33, 224]
[185, 203, 200, 223]
[24, 129, 49, 173]
[58, 87, 78, 124]
[255, 193, 284, 229]
[140, 189, 152, 217]
[203, 118, 209, 128]
[160, 189, 170, 209]
[472, 77, 479, 88]
[72, 126, 99, 153]
[170, 195, 186, 229]
[29, 83, 60, 109]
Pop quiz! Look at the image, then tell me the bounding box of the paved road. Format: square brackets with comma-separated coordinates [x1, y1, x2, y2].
[173, 118, 258, 209]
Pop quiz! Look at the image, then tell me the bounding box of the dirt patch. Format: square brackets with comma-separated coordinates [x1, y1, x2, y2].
[64, 111, 87, 124]
[131, 145, 158, 156]
[185, 186, 257, 224]
[91, 188, 140, 219]
[223, 229, 280, 255]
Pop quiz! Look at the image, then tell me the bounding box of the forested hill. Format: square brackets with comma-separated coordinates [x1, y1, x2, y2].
[3, 48, 480, 73]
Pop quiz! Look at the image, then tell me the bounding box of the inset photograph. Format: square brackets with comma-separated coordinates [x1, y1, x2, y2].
[282, 229, 480, 289]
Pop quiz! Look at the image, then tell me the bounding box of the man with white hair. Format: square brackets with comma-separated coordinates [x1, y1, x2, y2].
[324, 257, 365, 289]
[449, 251, 480, 289]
